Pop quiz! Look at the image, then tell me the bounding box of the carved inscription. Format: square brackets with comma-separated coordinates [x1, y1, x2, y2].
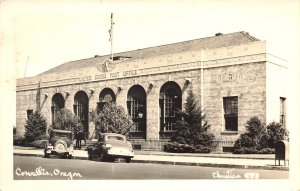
[34, 54, 264, 88]
[211, 73, 256, 84]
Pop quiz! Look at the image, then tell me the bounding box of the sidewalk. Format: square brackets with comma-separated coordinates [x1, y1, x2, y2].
[13, 146, 289, 171]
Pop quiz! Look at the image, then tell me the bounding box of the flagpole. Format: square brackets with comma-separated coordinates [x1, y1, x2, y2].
[110, 13, 114, 60]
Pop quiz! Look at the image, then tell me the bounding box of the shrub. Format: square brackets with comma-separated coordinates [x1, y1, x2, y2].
[32, 140, 48, 149]
[233, 147, 256, 154]
[234, 134, 254, 149]
[193, 145, 211, 153]
[24, 111, 47, 143]
[51, 108, 80, 133]
[233, 117, 289, 154]
[266, 122, 288, 148]
[90, 103, 135, 137]
[256, 148, 275, 154]
[233, 147, 275, 154]
[13, 137, 32, 147]
[233, 117, 265, 153]
[163, 142, 211, 153]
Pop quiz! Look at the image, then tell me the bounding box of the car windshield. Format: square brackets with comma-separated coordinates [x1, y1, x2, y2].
[106, 135, 125, 141]
[51, 131, 72, 139]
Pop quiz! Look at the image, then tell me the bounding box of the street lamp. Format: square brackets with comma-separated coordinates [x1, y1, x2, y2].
[138, 112, 143, 118]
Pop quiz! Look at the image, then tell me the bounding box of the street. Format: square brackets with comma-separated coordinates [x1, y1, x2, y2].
[13, 155, 288, 180]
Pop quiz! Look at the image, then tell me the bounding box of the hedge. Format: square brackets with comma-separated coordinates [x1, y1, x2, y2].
[163, 142, 211, 153]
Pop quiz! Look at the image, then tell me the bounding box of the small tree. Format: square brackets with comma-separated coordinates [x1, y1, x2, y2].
[245, 116, 266, 148]
[51, 108, 81, 134]
[266, 122, 289, 148]
[234, 116, 265, 150]
[90, 103, 135, 137]
[234, 117, 289, 153]
[171, 90, 214, 147]
[24, 111, 47, 142]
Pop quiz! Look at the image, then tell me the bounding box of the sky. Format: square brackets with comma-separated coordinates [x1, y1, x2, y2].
[1, 1, 300, 190]
[0, 0, 299, 79]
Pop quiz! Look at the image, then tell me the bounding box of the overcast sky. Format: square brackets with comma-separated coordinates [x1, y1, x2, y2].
[1, 0, 299, 79]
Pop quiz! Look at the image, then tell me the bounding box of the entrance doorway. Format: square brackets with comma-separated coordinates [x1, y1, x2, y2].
[74, 91, 89, 139]
[127, 85, 146, 139]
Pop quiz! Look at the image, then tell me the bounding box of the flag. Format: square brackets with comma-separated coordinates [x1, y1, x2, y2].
[109, 13, 114, 42]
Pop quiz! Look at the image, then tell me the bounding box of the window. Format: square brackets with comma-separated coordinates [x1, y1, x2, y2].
[73, 91, 89, 138]
[159, 81, 182, 134]
[98, 88, 116, 112]
[51, 93, 65, 122]
[26, 109, 33, 119]
[223, 96, 238, 131]
[280, 97, 286, 127]
[127, 85, 146, 133]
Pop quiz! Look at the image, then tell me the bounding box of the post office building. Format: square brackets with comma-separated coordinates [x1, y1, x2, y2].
[16, 31, 288, 151]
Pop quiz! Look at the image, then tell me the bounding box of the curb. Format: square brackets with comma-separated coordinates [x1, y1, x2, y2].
[131, 160, 289, 171]
[13, 152, 289, 171]
[134, 153, 274, 160]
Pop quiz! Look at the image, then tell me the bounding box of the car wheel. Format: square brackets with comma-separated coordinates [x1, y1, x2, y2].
[44, 153, 50, 158]
[125, 157, 131, 163]
[99, 152, 106, 162]
[68, 155, 72, 159]
[63, 153, 69, 159]
[109, 157, 115, 162]
[88, 153, 93, 160]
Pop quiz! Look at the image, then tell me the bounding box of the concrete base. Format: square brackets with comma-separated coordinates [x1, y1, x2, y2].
[129, 139, 169, 151]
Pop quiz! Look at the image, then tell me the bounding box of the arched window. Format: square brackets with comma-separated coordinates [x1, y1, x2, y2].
[74, 91, 89, 138]
[127, 85, 146, 139]
[98, 88, 116, 112]
[51, 93, 65, 123]
[159, 81, 182, 138]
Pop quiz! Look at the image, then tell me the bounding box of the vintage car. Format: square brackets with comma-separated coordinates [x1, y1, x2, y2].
[44, 129, 74, 159]
[87, 133, 134, 163]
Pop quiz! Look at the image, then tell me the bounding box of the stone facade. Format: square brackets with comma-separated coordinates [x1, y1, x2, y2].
[16, 32, 288, 152]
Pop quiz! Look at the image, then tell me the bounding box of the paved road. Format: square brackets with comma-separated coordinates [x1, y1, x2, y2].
[13, 156, 288, 180]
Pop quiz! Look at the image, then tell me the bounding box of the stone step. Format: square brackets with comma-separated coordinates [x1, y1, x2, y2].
[74, 139, 98, 151]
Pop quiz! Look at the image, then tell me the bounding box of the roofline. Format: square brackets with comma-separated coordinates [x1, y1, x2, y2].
[61, 31, 260, 64]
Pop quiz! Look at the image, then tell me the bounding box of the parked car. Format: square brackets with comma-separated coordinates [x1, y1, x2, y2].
[44, 129, 74, 159]
[87, 133, 134, 163]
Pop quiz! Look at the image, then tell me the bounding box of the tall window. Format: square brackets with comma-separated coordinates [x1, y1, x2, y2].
[74, 91, 89, 138]
[280, 97, 286, 127]
[223, 96, 238, 131]
[98, 88, 116, 112]
[127, 85, 146, 139]
[51, 93, 65, 122]
[159, 81, 182, 137]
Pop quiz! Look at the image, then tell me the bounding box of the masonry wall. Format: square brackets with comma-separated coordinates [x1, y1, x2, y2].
[204, 62, 266, 142]
[16, 89, 38, 137]
[16, 40, 286, 151]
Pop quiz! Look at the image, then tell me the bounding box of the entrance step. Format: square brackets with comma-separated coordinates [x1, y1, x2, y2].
[74, 139, 98, 151]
